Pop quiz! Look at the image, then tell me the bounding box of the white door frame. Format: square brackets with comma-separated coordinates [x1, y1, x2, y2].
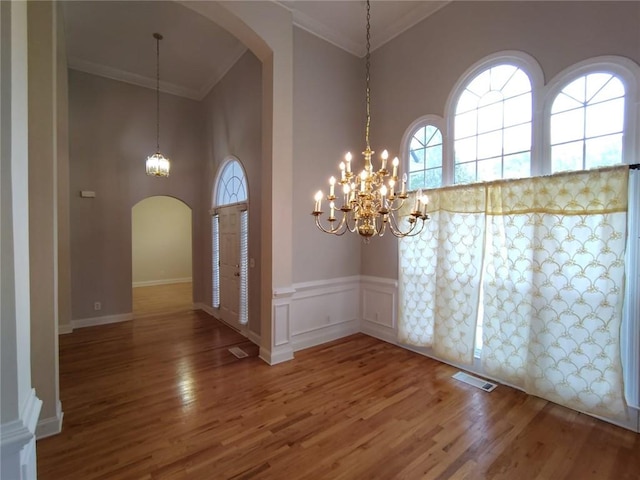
[212, 157, 249, 333]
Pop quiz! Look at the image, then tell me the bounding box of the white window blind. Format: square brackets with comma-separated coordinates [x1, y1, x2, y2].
[239, 210, 248, 325]
[212, 214, 220, 309]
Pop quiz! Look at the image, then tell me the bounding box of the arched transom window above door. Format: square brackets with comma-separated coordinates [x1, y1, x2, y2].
[216, 159, 248, 206]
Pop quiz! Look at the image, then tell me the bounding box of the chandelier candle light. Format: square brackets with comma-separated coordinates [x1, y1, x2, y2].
[145, 32, 170, 177]
[311, 0, 429, 238]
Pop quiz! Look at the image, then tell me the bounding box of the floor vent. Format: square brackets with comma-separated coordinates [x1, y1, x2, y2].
[452, 371, 497, 392]
[228, 347, 249, 359]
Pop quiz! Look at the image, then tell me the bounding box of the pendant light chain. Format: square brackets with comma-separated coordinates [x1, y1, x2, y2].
[145, 32, 170, 177]
[155, 33, 161, 152]
[364, 0, 371, 151]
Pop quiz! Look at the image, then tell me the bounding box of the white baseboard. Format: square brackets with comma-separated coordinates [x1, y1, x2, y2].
[291, 319, 360, 352]
[360, 319, 398, 345]
[193, 302, 217, 318]
[35, 400, 63, 439]
[71, 313, 133, 330]
[58, 323, 73, 335]
[259, 344, 294, 365]
[247, 329, 261, 346]
[195, 302, 261, 349]
[132, 277, 192, 288]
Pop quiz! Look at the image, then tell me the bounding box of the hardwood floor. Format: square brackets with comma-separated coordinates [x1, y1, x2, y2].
[38, 301, 639, 479]
[132, 282, 193, 318]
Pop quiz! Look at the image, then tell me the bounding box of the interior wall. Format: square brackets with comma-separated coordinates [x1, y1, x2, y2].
[28, 0, 61, 436]
[292, 27, 363, 283]
[132, 196, 192, 286]
[68, 70, 205, 320]
[363, 0, 640, 279]
[56, 1, 72, 334]
[202, 51, 262, 335]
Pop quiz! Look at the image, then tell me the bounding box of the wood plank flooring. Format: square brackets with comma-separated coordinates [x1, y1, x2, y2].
[38, 291, 640, 479]
[132, 282, 193, 318]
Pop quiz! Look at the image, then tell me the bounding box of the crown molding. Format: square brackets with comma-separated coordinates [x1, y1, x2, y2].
[68, 57, 202, 100]
[198, 44, 248, 100]
[287, 6, 363, 57]
[278, 1, 451, 58]
[372, 1, 451, 54]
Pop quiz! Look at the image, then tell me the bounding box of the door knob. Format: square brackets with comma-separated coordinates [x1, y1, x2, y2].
[234, 272, 240, 277]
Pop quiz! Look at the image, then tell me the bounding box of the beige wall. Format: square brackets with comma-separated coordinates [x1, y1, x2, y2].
[202, 51, 262, 335]
[28, 0, 61, 434]
[56, 2, 72, 333]
[132, 196, 192, 286]
[68, 70, 205, 320]
[292, 27, 363, 283]
[362, 0, 640, 279]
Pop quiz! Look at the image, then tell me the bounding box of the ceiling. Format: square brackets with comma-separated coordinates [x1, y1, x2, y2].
[62, 1, 449, 101]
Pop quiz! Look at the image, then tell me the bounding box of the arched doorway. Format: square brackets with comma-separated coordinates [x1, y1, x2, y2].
[131, 195, 193, 317]
[212, 157, 249, 333]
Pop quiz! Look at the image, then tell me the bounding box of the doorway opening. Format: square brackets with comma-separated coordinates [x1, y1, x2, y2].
[212, 157, 249, 333]
[132, 195, 193, 317]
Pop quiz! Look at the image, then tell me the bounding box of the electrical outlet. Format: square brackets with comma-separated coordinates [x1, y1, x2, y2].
[94, 301, 101, 311]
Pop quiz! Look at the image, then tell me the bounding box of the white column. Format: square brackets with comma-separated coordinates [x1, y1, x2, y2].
[1, 2, 43, 478]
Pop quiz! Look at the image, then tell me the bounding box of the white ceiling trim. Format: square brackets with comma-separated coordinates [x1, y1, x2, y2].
[68, 57, 203, 100]
[283, 1, 451, 58]
[69, 45, 250, 102]
[373, 1, 450, 54]
[197, 44, 248, 100]
[288, 6, 363, 57]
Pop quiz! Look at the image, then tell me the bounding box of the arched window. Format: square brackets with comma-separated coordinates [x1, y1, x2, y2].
[216, 159, 248, 205]
[399, 54, 640, 418]
[453, 63, 532, 184]
[402, 115, 444, 190]
[550, 72, 626, 173]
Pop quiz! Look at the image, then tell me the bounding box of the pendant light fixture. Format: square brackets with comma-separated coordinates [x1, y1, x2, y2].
[145, 32, 170, 177]
[311, 0, 429, 238]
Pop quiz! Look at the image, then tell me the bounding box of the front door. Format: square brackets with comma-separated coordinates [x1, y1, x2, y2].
[218, 204, 244, 331]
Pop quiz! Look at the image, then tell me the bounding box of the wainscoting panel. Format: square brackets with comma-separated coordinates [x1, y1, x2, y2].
[360, 276, 399, 344]
[290, 277, 360, 351]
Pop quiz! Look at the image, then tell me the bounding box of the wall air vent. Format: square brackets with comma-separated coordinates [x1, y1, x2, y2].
[228, 346, 249, 359]
[452, 371, 497, 392]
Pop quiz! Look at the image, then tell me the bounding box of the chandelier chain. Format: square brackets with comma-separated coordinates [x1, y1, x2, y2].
[310, 0, 429, 238]
[365, 0, 371, 150]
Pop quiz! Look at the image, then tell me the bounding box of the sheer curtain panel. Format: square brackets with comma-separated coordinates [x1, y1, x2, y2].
[482, 167, 629, 418]
[399, 166, 629, 420]
[398, 186, 485, 365]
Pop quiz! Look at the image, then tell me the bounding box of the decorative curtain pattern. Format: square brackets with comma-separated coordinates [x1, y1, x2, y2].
[398, 186, 485, 364]
[482, 167, 629, 418]
[399, 166, 629, 419]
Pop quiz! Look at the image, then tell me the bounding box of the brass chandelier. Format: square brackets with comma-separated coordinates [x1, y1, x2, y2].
[311, 0, 429, 238]
[145, 32, 171, 177]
